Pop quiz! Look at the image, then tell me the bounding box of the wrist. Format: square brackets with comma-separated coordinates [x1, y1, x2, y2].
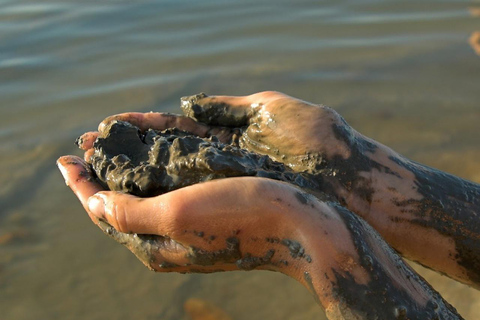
[292, 201, 462, 319]
[277, 198, 361, 309]
[334, 135, 480, 288]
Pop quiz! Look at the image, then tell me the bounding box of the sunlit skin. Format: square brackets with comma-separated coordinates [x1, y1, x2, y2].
[59, 91, 479, 318]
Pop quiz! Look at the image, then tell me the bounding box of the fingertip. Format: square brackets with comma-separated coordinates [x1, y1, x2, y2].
[98, 117, 114, 132]
[180, 92, 208, 119]
[180, 93, 250, 127]
[84, 149, 95, 162]
[57, 155, 82, 184]
[98, 114, 122, 132]
[76, 132, 99, 150]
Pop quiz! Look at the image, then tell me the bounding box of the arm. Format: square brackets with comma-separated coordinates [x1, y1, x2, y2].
[57, 156, 462, 319]
[333, 130, 480, 289]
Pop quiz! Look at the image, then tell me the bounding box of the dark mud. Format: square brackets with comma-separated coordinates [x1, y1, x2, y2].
[331, 203, 462, 319]
[89, 120, 329, 199]
[389, 157, 480, 287]
[96, 219, 171, 271]
[181, 92, 250, 127]
[281, 239, 312, 263]
[235, 249, 276, 270]
[187, 237, 241, 267]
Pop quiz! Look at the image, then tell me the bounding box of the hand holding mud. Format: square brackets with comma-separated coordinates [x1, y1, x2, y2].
[58, 91, 480, 319]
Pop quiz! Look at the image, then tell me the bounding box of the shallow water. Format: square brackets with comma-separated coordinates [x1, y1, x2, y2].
[1, 0, 479, 319]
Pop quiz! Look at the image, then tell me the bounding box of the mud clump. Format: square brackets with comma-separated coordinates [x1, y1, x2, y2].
[89, 121, 322, 197]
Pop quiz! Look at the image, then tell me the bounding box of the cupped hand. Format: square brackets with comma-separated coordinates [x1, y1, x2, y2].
[57, 155, 327, 275]
[180, 91, 354, 172]
[57, 156, 463, 319]
[77, 92, 356, 173]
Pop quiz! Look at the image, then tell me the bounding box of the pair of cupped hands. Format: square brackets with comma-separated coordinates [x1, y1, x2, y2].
[58, 91, 357, 275]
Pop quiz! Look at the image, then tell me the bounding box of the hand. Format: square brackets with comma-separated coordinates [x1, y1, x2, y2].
[76, 91, 360, 203]
[179, 91, 354, 173]
[77, 91, 355, 171]
[56, 155, 323, 275]
[71, 90, 480, 291]
[57, 156, 461, 319]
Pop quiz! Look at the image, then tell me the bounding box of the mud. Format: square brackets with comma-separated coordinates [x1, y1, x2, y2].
[96, 219, 172, 271]
[89, 120, 328, 198]
[181, 92, 250, 127]
[331, 203, 462, 319]
[389, 156, 480, 287]
[235, 249, 276, 270]
[281, 239, 312, 263]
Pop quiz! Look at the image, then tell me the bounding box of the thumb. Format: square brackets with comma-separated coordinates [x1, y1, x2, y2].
[87, 191, 170, 235]
[180, 93, 254, 127]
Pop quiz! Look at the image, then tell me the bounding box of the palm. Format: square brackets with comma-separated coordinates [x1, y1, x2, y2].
[57, 156, 313, 275]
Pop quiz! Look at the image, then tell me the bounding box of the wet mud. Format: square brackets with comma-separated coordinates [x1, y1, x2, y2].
[331, 203, 462, 319]
[187, 237, 241, 267]
[89, 120, 327, 198]
[96, 220, 171, 271]
[389, 157, 480, 287]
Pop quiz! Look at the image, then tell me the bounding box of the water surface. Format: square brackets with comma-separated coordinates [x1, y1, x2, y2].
[1, 0, 479, 319]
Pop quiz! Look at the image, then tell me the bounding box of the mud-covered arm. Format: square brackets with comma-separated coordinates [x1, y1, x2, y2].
[57, 156, 462, 319]
[293, 201, 461, 320]
[334, 132, 480, 290]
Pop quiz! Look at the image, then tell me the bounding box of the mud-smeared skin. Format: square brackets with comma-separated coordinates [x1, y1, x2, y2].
[90, 121, 328, 199]
[180, 93, 399, 206]
[235, 249, 276, 270]
[181, 95, 480, 287]
[188, 237, 241, 266]
[331, 203, 461, 320]
[389, 157, 480, 286]
[181, 92, 250, 127]
[79, 94, 477, 318]
[281, 239, 312, 263]
[96, 220, 173, 271]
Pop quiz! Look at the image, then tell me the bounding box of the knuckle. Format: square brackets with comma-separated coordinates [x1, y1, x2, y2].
[255, 90, 282, 100]
[162, 196, 191, 237]
[106, 193, 130, 233]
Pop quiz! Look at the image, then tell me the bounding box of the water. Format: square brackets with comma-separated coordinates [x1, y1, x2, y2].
[1, 0, 479, 319]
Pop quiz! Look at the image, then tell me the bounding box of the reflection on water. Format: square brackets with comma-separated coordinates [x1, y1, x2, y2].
[1, 0, 479, 319]
[470, 31, 480, 55]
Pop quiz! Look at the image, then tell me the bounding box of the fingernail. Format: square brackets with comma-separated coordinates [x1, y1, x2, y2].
[56, 158, 70, 186]
[88, 195, 105, 219]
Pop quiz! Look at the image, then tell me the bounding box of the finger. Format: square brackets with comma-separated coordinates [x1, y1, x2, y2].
[86, 191, 166, 235]
[84, 148, 95, 162]
[180, 91, 289, 127]
[180, 93, 254, 127]
[75, 132, 99, 150]
[56, 155, 105, 222]
[99, 112, 212, 137]
[86, 177, 292, 240]
[99, 112, 239, 144]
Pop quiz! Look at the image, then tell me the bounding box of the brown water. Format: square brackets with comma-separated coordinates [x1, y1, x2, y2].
[1, 1, 479, 319]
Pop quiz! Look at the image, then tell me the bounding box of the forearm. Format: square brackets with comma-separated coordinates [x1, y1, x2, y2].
[290, 202, 462, 319]
[331, 131, 480, 288]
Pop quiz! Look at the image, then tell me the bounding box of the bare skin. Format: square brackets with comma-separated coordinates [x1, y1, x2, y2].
[58, 156, 460, 319]
[61, 91, 480, 318]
